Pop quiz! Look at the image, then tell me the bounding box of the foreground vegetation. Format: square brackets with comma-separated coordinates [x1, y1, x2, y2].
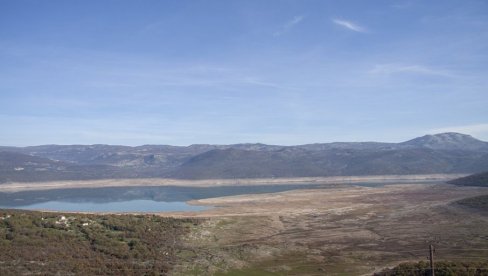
[0, 209, 201, 275]
[375, 260, 488, 275]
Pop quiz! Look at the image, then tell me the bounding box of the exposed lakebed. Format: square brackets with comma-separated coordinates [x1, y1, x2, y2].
[0, 181, 440, 212]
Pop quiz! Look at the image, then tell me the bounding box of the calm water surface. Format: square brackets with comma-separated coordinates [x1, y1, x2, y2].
[0, 184, 329, 212]
[0, 181, 440, 212]
[10, 199, 208, 212]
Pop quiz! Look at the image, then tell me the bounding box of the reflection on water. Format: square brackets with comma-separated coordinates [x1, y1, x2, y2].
[0, 181, 437, 212]
[9, 199, 208, 212]
[0, 184, 331, 212]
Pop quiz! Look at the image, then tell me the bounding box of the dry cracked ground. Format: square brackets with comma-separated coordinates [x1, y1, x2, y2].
[169, 183, 488, 275]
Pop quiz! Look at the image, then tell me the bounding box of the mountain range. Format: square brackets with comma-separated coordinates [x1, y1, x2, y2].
[1, 132, 488, 183]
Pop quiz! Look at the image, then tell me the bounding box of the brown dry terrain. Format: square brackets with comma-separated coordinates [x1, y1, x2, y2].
[169, 183, 488, 275]
[0, 173, 466, 193]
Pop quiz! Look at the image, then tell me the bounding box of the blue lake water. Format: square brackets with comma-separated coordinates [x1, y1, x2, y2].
[0, 184, 331, 212]
[8, 199, 208, 212]
[0, 181, 440, 212]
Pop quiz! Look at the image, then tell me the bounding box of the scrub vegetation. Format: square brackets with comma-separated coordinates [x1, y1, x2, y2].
[0, 209, 201, 275]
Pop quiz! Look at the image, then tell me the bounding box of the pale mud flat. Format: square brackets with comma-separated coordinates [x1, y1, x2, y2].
[0, 173, 466, 192]
[169, 183, 488, 275]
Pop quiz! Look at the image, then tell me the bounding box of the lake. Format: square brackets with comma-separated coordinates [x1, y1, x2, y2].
[0, 184, 331, 212]
[7, 199, 209, 212]
[0, 181, 440, 212]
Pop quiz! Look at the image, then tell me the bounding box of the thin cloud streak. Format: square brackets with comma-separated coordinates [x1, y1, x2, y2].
[274, 15, 305, 36]
[332, 18, 367, 33]
[369, 64, 455, 77]
[84, 64, 293, 90]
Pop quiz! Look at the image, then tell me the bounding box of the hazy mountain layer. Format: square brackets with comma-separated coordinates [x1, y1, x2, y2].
[1, 132, 488, 182]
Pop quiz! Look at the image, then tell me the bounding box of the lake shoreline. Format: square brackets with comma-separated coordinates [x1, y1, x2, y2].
[0, 173, 467, 193]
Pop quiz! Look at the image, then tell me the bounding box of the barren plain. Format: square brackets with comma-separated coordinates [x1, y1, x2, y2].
[0, 173, 465, 193]
[169, 182, 488, 275]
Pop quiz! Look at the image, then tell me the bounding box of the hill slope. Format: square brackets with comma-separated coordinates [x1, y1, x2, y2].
[1, 132, 488, 182]
[170, 147, 488, 179]
[0, 151, 153, 183]
[448, 171, 488, 187]
[400, 132, 488, 150]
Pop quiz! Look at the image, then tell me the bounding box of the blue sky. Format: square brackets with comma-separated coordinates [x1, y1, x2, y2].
[1, 0, 487, 146]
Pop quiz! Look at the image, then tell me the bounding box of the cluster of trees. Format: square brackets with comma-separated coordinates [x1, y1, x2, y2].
[0, 209, 201, 275]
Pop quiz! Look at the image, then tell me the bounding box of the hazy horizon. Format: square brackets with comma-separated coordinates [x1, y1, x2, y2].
[1, 0, 487, 146]
[0, 131, 485, 148]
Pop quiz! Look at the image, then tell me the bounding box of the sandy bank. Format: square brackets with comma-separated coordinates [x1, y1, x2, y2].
[0, 173, 467, 193]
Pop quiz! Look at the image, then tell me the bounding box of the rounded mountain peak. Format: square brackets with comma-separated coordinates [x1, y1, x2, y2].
[401, 132, 488, 150]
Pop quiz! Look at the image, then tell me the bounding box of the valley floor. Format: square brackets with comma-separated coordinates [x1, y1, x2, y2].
[0, 173, 466, 192]
[170, 183, 488, 275]
[1, 177, 487, 275]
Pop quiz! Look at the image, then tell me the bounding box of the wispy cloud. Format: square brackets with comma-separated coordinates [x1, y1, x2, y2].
[369, 64, 455, 77]
[84, 64, 292, 91]
[274, 15, 305, 36]
[430, 123, 488, 140]
[332, 18, 367, 33]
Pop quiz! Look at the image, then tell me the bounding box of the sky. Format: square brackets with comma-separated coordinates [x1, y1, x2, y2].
[1, 0, 487, 146]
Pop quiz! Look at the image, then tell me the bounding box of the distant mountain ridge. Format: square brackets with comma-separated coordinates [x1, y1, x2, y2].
[400, 132, 488, 150]
[1, 132, 488, 183]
